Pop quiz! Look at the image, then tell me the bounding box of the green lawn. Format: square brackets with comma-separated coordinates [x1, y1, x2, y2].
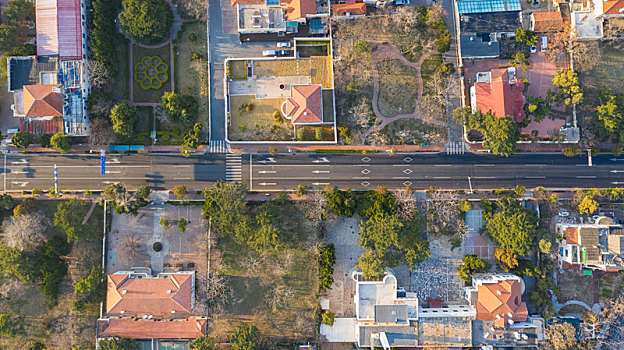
[110, 40, 130, 104]
[174, 22, 209, 131]
[132, 44, 172, 103]
[228, 95, 293, 141]
[377, 60, 419, 116]
[254, 59, 309, 77]
[228, 60, 248, 79]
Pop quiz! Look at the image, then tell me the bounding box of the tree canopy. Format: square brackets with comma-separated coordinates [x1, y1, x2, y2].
[229, 324, 260, 350]
[119, 0, 173, 45]
[98, 337, 139, 350]
[11, 131, 32, 148]
[596, 92, 624, 143]
[4, 0, 35, 27]
[459, 255, 491, 284]
[486, 197, 537, 257]
[453, 108, 519, 157]
[110, 100, 138, 138]
[54, 199, 99, 242]
[181, 123, 203, 156]
[50, 133, 71, 153]
[551, 69, 583, 106]
[161, 92, 199, 126]
[515, 28, 537, 46]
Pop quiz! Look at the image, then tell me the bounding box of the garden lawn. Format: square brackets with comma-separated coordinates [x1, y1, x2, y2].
[254, 59, 310, 77]
[377, 59, 419, 116]
[228, 60, 247, 79]
[132, 44, 172, 103]
[297, 45, 328, 58]
[376, 118, 447, 145]
[174, 22, 209, 129]
[228, 95, 293, 141]
[322, 90, 335, 123]
[310, 56, 332, 89]
[421, 54, 443, 92]
[110, 40, 130, 103]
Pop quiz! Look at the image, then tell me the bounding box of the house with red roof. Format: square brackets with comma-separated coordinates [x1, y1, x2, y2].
[282, 85, 324, 124]
[530, 11, 565, 32]
[98, 270, 207, 342]
[464, 274, 528, 328]
[332, 3, 367, 18]
[469, 68, 526, 123]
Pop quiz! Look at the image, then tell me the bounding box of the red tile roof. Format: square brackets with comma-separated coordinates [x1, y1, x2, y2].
[332, 3, 366, 16]
[283, 0, 317, 20]
[231, 0, 264, 6]
[36, 0, 82, 59]
[604, 0, 624, 15]
[286, 85, 323, 124]
[565, 227, 579, 244]
[23, 84, 63, 118]
[106, 273, 193, 317]
[98, 318, 206, 339]
[475, 278, 528, 326]
[532, 11, 564, 32]
[474, 69, 526, 123]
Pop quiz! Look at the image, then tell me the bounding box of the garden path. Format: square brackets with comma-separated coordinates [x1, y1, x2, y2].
[362, 44, 444, 142]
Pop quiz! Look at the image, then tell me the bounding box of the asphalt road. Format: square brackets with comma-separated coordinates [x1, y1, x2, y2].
[2, 152, 623, 192]
[1, 153, 225, 192]
[240, 153, 624, 192]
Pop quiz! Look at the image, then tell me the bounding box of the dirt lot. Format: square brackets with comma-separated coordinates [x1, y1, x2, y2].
[377, 59, 419, 116]
[107, 204, 206, 275]
[557, 270, 597, 306]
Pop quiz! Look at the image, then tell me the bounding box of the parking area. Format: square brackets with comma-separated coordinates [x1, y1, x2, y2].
[107, 204, 207, 275]
[221, 0, 238, 34]
[521, 51, 561, 100]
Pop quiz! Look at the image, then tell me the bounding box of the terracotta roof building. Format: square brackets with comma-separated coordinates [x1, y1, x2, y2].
[332, 3, 366, 17]
[98, 318, 206, 340]
[36, 0, 82, 59]
[106, 271, 194, 318]
[470, 68, 526, 123]
[465, 274, 528, 328]
[603, 0, 624, 15]
[530, 11, 564, 32]
[284, 0, 316, 21]
[22, 84, 63, 119]
[282, 84, 323, 124]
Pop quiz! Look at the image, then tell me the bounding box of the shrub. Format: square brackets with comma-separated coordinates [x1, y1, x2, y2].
[31, 188, 42, 197]
[321, 310, 335, 326]
[296, 184, 308, 197]
[178, 217, 188, 234]
[297, 127, 315, 141]
[564, 145, 579, 157]
[245, 103, 254, 112]
[315, 127, 330, 141]
[318, 244, 335, 290]
[458, 198, 472, 212]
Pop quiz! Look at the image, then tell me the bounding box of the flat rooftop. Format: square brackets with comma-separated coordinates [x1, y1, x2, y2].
[239, 4, 286, 32]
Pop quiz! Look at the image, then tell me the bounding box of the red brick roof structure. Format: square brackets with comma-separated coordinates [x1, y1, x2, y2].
[23, 84, 63, 118]
[474, 278, 528, 327]
[604, 0, 624, 15]
[473, 69, 526, 123]
[285, 85, 323, 124]
[283, 0, 317, 20]
[333, 3, 366, 16]
[106, 273, 193, 318]
[532, 11, 564, 31]
[98, 318, 206, 339]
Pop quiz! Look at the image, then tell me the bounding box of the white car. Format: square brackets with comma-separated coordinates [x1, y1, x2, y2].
[277, 42, 291, 48]
[530, 46, 537, 54]
[558, 210, 570, 217]
[262, 50, 277, 56]
[395, 0, 411, 4]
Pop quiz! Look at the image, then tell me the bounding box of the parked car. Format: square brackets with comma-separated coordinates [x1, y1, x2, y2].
[558, 210, 570, 217]
[277, 42, 291, 48]
[276, 49, 293, 57]
[395, 0, 411, 5]
[541, 36, 548, 52]
[530, 45, 537, 54]
[262, 50, 277, 56]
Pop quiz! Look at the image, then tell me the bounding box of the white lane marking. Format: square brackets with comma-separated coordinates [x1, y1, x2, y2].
[525, 164, 546, 167]
[575, 164, 587, 167]
[434, 164, 452, 167]
[576, 176, 596, 179]
[352, 177, 370, 179]
[11, 181, 28, 187]
[393, 176, 410, 179]
[173, 177, 192, 180]
[525, 176, 546, 179]
[393, 164, 410, 167]
[312, 182, 330, 186]
[312, 170, 330, 174]
[474, 164, 494, 167]
[258, 170, 276, 174]
[434, 176, 451, 179]
[258, 182, 276, 186]
[473, 176, 496, 179]
[312, 157, 330, 163]
[256, 164, 330, 167]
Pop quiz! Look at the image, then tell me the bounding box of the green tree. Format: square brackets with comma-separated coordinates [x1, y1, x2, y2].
[27, 341, 46, 350]
[54, 199, 97, 242]
[202, 181, 249, 239]
[486, 197, 537, 256]
[539, 238, 553, 254]
[511, 51, 529, 74]
[0, 313, 22, 337]
[230, 324, 260, 350]
[295, 184, 308, 197]
[0, 25, 19, 52]
[50, 133, 71, 153]
[91, 0, 122, 74]
[318, 244, 335, 290]
[39, 133, 52, 148]
[269, 146, 277, 155]
[578, 196, 598, 214]
[481, 114, 519, 157]
[110, 101, 138, 137]
[178, 217, 188, 234]
[357, 213, 429, 279]
[73, 265, 105, 303]
[459, 255, 491, 284]
[11, 131, 32, 148]
[172, 185, 187, 199]
[322, 310, 335, 326]
[161, 92, 198, 126]
[458, 198, 472, 212]
[180, 123, 202, 156]
[552, 69, 583, 106]
[119, 0, 173, 45]
[189, 337, 217, 350]
[98, 337, 139, 350]
[524, 95, 552, 123]
[4, 0, 35, 26]
[323, 187, 357, 217]
[515, 28, 538, 46]
[159, 216, 170, 229]
[564, 145, 579, 157]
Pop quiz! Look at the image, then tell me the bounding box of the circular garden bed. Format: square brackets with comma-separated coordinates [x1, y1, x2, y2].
[135, 56, 169, 90]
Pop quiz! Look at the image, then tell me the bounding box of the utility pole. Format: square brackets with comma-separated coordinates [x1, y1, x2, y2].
[587, 149, 593, 167]
[468, 176, 473, 194]
[54, 164, 58, 193]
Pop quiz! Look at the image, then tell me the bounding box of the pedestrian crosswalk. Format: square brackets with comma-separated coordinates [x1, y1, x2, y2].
[446, 141, 465, 155]
[209, 140, 227, 153]
[226, 154, 242, 182]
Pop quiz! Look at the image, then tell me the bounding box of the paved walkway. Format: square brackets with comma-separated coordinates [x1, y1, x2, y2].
[362, 44, 443, 141]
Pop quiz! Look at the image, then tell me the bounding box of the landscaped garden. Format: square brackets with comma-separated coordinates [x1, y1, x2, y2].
[227, 60, 248, 80]
[254, 59, 309, 77]
[228, 95, 293, 141]
[369, 118, 447, 145]
[132, 44, 172, 103]
[377, 60, 419, 116]
[310, 56, 333, 89]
